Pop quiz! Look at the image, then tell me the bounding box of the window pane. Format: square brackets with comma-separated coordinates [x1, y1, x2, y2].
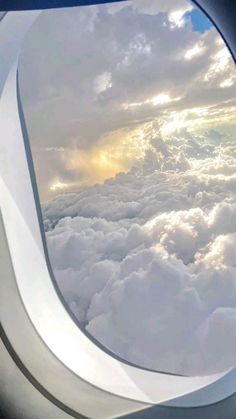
[19, 0, 236, 375]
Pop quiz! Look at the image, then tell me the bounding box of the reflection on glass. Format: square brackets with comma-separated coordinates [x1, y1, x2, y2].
[19, 0, 236, 375]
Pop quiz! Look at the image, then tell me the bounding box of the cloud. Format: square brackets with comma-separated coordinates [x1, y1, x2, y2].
[168, 6, 192, 29]
[196, 233, 236, 270]
[94, 71, 112, 95]
[184, 41, 206, 60]
[108, 0, 193, 18]
[43, 130, 236, 375]
[19, 0, 236, 200]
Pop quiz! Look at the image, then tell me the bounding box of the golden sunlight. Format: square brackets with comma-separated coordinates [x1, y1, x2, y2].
[65, 125, 150, 187]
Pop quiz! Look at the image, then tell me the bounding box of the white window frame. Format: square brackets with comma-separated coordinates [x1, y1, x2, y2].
[0, 5, 235, 418]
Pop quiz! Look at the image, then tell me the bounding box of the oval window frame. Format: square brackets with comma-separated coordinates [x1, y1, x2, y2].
[0, 1, 236, 417]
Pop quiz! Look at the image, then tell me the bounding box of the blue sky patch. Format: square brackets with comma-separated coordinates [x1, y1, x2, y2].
[185, 8, 213, 33]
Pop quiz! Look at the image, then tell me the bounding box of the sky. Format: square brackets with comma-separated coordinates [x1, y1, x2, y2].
[19, 0, 236, 201]
[19, 0, 236, 375]
[186, 8, 213, 33]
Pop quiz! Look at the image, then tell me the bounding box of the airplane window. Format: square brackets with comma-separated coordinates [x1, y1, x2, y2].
[18, 0, 236, 376]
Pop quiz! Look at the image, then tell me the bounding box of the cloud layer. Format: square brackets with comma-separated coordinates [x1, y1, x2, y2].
[43, 130, 236, 376]
[18, 0, 236, 377]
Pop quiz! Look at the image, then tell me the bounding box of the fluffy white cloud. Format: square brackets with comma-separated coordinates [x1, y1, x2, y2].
[168, 6, 192, 29]
[43, 130, 236, 375]
[195, 233, 236, 270]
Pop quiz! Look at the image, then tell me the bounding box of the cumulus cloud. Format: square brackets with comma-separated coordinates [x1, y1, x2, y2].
[43, 130, 236, 376]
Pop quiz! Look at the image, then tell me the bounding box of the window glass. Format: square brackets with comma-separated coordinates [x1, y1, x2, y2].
[19, 0, 236, 375]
